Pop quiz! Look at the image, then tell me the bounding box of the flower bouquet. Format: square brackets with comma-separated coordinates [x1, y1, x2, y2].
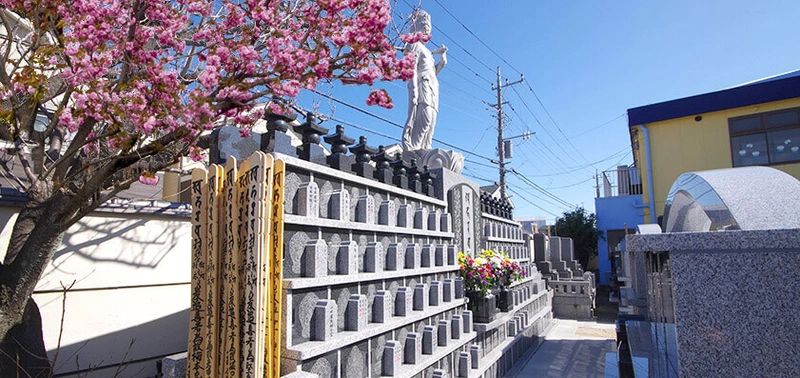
[457, 251, 499, 322]
[480, 249, 524, 312]
[457, 251, 495, 298]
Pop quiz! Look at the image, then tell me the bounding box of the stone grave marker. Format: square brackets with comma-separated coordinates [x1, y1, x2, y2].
[356, 195, 375, 224]
[302, 239, 327, 278]
[364, 242, 384, 273]
[382, 341, 402, 376]
[296, 181, 319, 218]
[414, 207, 429, 229]
[451, 315, 462, 340]
[395, 287, 413, 317]
[440, 213, 451, 233]
[437, 320, 450, 347]
[328, 189, 350, 221]
[413, 283, 429, 311]
[404, 332, 422, 365]
[447, 245, 457, 265]
[345, 295, 368, 332]
[429, 281, 442, 306]
[427, 210, 439, 231]
[420, 244, 433, 267]
[462, 310, 473, 334]
[397, 204, 411, 228]
[508, 320, 517, 337]
[405, 243, 420, 269]
[434, 244, 445, 266]
[378, 200, 396, 227]
[335, 241, 358, 275]
[458, 352, 471, 378]
[311, 300, 337, 341]
[443, 279, 454, 302]
[373, 291, 391, 323]
[470, 345, 481, 369]
[454, 278, 465, 298]
[422, 326, 436, 355]
[386, 243, 403, 271]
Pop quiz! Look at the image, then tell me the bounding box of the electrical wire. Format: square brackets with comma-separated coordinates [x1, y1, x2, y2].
[511, 170, 575, 208]
[524, 81, 593, 166]
[506, 186, 560, 217]
[305, 89, 497, 162]
[430, 0, 525, 76]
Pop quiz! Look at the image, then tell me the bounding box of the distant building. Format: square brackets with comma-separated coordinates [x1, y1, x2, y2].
[595, 69, 800, 285]
[516, 217, 548, 234]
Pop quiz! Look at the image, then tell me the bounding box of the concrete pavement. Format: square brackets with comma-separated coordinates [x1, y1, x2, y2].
[505, 319, 617, 378]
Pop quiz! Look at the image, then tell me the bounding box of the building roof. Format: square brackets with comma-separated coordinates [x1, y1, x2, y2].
[627, 69, 800, 127]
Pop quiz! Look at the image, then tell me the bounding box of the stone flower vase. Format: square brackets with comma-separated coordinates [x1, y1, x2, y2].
[497, 287, 514, 312]
[466, 291, 499, 323]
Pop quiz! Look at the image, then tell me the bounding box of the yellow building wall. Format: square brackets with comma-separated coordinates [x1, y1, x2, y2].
[632, 97, 800, 221]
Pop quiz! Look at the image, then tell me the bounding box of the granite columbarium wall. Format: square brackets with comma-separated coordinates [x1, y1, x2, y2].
[195, 113, 555, 378]
[472, 193, 554, 378]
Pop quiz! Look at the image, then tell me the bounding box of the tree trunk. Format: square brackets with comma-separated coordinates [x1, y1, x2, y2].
[0, 298, 50, 376]
[0, 195, 69, 375]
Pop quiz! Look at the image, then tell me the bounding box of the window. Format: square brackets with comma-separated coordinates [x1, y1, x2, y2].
[729, 107, 800, 167]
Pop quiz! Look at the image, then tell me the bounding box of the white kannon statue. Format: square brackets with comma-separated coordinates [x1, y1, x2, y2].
[401, 10, 447, 151]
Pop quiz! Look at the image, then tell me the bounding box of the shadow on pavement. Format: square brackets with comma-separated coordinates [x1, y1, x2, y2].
[505, 338, 616, 378]
[594, 285, 618, 324]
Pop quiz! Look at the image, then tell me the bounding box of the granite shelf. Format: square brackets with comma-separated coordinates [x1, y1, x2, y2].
[283, 265, 460, 290]
[469, 306, 553, 378]
[284, 214, 455, 239]
[508, 275, 536, 289]
[284, 299, 467, 360]
[389, 330, 477, 378]
[277, 152, 448, 206]
[473, 290, 549, 333]
[480, 213, 520, 225]
[484, 236, 526, 244]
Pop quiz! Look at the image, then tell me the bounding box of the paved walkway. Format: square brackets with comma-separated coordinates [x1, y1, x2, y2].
[505, 319, 617, 378]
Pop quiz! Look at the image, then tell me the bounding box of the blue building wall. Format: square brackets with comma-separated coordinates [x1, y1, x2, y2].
[595, 194, 645, 285]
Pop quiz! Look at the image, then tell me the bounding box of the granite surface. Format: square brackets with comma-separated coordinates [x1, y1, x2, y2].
[664, 167, 800, 231]
[626, 228, 800, 377]
[626, 228, 800, 252]
[671, 248, 800, 377]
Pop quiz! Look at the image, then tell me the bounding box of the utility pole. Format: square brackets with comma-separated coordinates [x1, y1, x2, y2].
[491, 66, 524, 200]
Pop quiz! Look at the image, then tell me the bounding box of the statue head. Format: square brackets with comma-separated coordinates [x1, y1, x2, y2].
[410, 9, 432, 34]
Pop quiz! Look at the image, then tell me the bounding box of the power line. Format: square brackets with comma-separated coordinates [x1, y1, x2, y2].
[507, 181, 572, 212]
[430, 40, 494, 85]
[399, 0, 496, 77]
[545, 176, 595, 190]
[305, 89, 496, 162]
[522, 146, 631, 178]
[510, 169, 575, 208]
[430, 24, 496, 75]
[430, 0, 524, 76]
[524, 81, 592, 164]
[567, 113, 627, 139]
[509, 85, 594, 174]
[506, 186, 560, 217]
[464, 158, 497, 170]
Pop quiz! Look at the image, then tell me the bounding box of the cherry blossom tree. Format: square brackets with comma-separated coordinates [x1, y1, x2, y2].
[0, 0, 418, 373]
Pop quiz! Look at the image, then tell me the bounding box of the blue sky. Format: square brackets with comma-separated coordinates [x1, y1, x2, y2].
[296, 0, 800, 223]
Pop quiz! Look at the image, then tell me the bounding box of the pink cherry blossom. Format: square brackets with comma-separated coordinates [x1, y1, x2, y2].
[366, 89, 393, 109]
[138, 172, 160, 186]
